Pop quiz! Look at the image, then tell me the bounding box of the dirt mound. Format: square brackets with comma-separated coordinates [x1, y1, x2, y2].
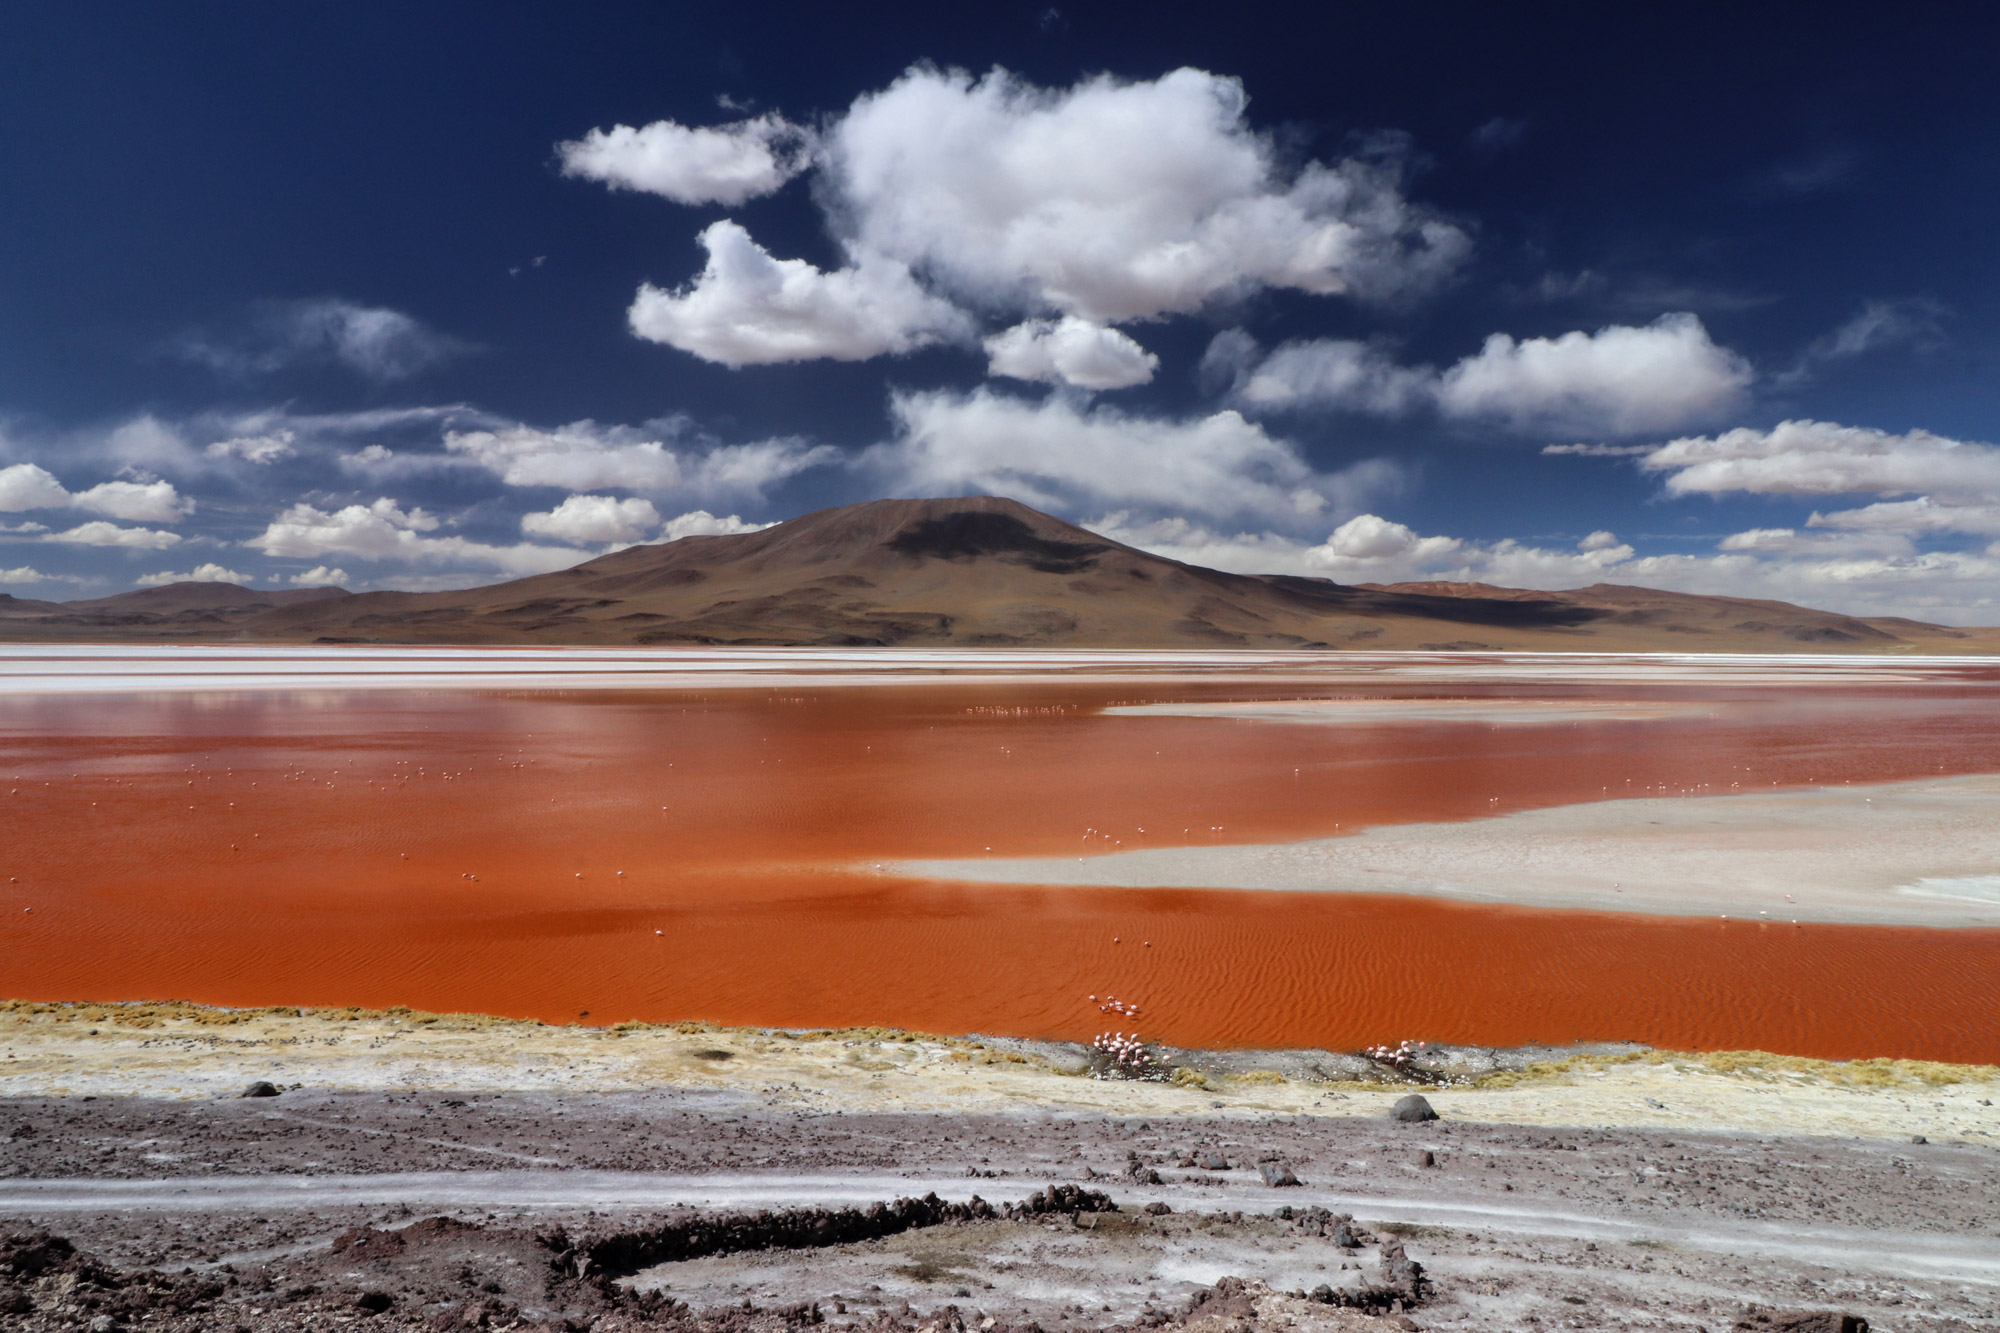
[551, 1194, 1010, 1284]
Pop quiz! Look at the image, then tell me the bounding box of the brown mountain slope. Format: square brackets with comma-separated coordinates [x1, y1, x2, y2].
[0, 581, 348, 635]
[2, 497, 1994, 651]
[1356, 580, 1987, 647]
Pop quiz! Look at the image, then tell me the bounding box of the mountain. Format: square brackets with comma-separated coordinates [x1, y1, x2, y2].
[1, 497, 1992, 651]
[0, 582, 348, 636]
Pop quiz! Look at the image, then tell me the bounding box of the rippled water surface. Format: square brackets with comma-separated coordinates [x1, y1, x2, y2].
[2, 648, 1998, 1061]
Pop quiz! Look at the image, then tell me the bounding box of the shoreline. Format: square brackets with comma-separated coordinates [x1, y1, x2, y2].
[2, 643, 1998, 698]
[5, 999, 1995, 1143]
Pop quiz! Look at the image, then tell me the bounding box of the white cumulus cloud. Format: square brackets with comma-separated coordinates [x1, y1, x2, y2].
[1437, 313, 1752, 434]
[1088, 511, 1633, 588]
[559, 114, 813, 205]
[1638, 419, 2000, 502]
[571, 65, 1467, 371]
[627, 220, 971, 366]
[0, 462, 194, 522]
[136, 562, 250, 586]
[868, 387, 1401, 528]
[69, 479, 194, 523]
[1235, 338, 1432, 414]
[661, 509, 773, 540]
[1240, 314, 1752, 435]
[825, 66, 1467, 320]
[247, 498, 583, 576]
[1807, 497, 2000, 538]
[0, 464, 71, 511]
[520, 494, 662, 545]
[41, 521, 183, 550]
[290, 566, 350, 587]
[442, 417, 835, 497]
[984, 317, 1158, 389]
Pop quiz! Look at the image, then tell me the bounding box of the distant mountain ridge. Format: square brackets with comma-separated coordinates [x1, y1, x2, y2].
[1, 496, 1991, 652]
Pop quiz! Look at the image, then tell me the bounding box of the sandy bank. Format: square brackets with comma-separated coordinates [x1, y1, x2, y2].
[893, 772, 2000, 927]
[3, 1002, 1995, 1144]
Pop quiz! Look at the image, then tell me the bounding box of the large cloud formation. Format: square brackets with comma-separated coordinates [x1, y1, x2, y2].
[825, 67, 1465, 319]
[576, 66, 1467, 385]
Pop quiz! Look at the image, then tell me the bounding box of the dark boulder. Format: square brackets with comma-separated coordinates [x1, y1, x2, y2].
[1390, 1094, 1438, 1122]
[239, 1081, 280, 1098]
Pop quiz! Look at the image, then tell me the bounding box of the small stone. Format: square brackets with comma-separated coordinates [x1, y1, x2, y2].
[1911, 1134, 1928, 1144]
[1391, 1094, 1439, 1123]
[1142, 1202, 1173, 1215]
[1415, 1149, 1436, 1167]
[1199, 1152, 1230, 1170]
[239, 1081, 280, 1099]
[1258, 1161, 1301, 1187]
[355, 1290, 393, 1314]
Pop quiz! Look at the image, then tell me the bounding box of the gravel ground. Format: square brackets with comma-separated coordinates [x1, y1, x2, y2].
[3, 1087, 1998, 1332]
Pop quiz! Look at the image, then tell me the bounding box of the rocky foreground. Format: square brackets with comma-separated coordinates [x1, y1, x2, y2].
[0, 1004, 1995, 1332]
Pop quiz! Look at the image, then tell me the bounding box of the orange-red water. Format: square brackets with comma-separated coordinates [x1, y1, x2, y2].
[3, 674, 1998, 1062]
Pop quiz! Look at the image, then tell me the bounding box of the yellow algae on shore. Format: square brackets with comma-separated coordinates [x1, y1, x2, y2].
[3, 1000, 1996, 1145]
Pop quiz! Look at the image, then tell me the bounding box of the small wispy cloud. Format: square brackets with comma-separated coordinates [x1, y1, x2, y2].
[1778, 298, 1949, 386]
[1468, 116, 1528, 152]
[1753, 145, 1863, 197]
[176, 299, 471, 382]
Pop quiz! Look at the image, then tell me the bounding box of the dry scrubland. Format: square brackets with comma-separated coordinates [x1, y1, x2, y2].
[4, 1001, 1999, 1333]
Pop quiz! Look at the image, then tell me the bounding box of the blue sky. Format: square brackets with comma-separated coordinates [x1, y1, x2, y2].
[3, 3, 1999, 618]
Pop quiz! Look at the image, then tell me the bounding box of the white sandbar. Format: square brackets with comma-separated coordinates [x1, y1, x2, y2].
[1103, 698, 1718, 725]
[891, 774, 2000, 927]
